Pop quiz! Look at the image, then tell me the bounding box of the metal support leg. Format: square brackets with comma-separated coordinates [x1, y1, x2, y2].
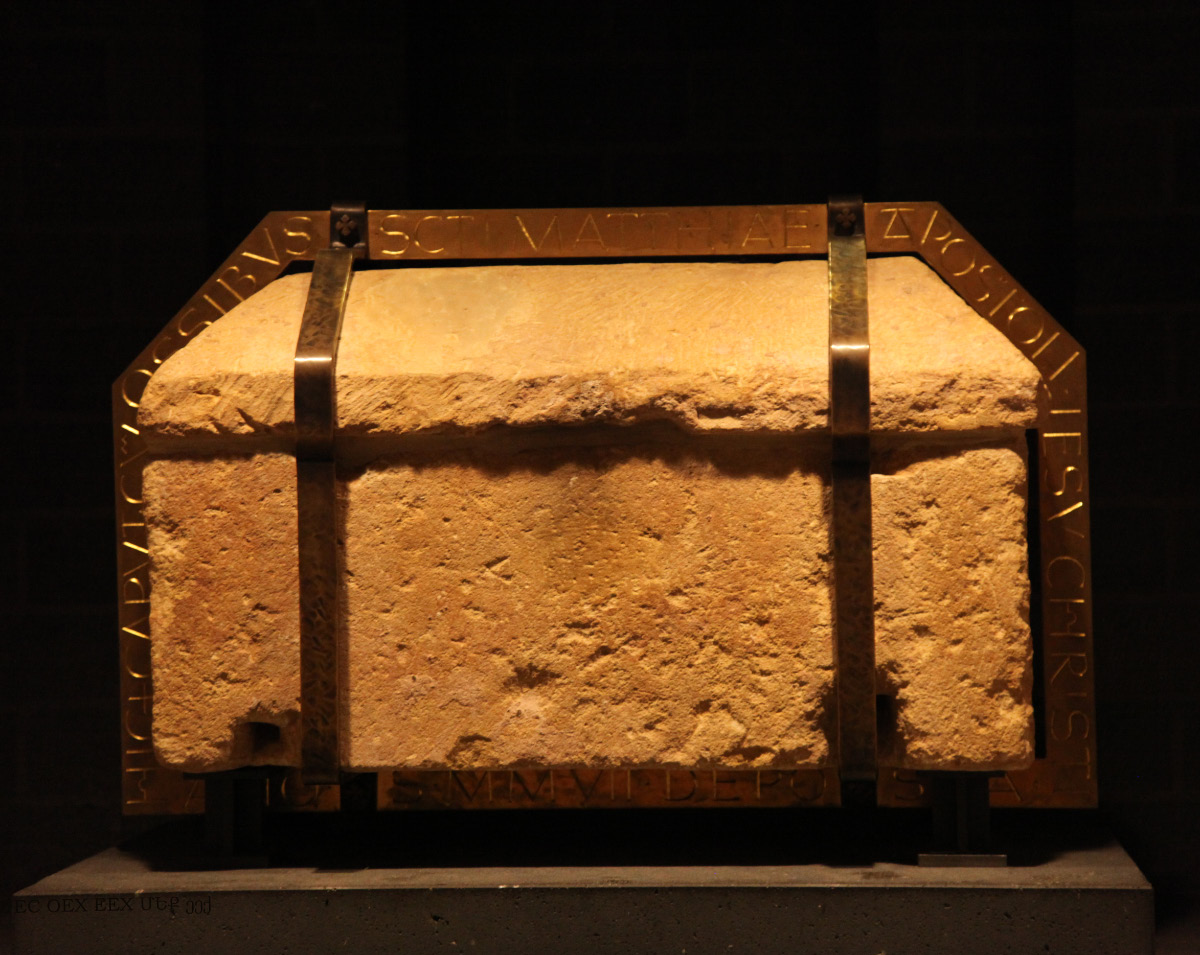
[339, 772, 378, 813]
[919, 773, 1007, 867]
[202, 770, 269, 861]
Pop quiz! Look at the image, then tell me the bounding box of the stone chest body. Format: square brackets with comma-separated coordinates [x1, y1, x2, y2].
[137, 255, 1040, 778]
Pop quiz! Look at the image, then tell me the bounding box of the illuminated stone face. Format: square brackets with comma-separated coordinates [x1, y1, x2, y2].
[139, 257, 1039, 774]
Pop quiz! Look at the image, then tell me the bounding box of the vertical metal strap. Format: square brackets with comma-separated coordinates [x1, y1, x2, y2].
[827, 195, 878, 795]
[296, 247, 354, 784]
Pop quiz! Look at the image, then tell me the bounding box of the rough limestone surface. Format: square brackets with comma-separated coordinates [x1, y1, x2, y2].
[137, 256, 1039, 442]
[146, 437, 1032, 774]
[871, 442, 1033, 770]
[139, 257, 1039, 774]
[342, 439, 834, 771]
[145, 454, 299, 771]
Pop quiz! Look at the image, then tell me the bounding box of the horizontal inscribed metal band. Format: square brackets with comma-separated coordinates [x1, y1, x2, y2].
[367, 206, 828, 259]
[296, 248, 354, 784]
[827, 197, 877, 787]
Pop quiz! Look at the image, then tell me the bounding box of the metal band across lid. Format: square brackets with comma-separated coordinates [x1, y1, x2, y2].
[827, 195, 878, 796]
[296, 244, 355, 784]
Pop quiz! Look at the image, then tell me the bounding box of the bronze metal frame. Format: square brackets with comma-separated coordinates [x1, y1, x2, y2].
[114, 203, 1095, 813]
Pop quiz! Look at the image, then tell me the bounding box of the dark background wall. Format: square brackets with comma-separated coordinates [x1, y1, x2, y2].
[2, 0, 1197, 914]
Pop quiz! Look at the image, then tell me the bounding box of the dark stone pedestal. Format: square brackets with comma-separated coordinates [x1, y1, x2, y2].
[12, 812, 1153, 955]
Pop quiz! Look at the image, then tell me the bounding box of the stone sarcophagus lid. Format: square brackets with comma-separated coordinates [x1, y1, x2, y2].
[115, 203, 1095, 813]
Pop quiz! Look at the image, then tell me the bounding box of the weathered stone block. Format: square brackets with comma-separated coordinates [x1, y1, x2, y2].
[140, 257, 1037, 439]
[139, 257, 1039, 775]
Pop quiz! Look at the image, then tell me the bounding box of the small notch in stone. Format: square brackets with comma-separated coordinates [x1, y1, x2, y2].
[246, 721, 282, 754]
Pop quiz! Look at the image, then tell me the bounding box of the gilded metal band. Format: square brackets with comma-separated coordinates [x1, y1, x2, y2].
[827, 196, 877, 789]
[296, 248, 355, 784]
[378, 767, 837, 809]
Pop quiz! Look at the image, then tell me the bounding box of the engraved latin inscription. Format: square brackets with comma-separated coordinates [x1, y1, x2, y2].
[372, 207, 822, 258]
[1043, 549, 1093, 788]
[886, 206, 1085, 406]
[381, 768, 832, 809]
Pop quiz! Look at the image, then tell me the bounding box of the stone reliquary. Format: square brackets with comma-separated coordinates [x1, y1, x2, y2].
[115, 204, 1096, 812]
